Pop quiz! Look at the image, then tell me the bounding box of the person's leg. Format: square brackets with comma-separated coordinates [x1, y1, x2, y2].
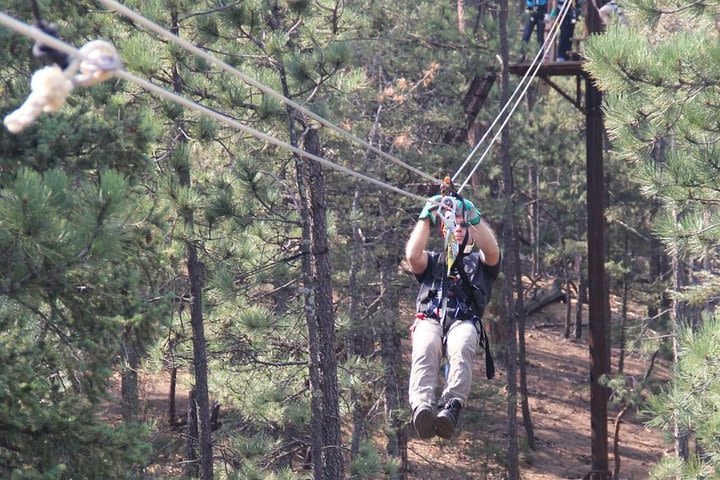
[557, 15, 574, 60]
[521, 12, 535, 44]
[535, 6, 547, 46]
[435, 319, 478, 439]
[408, 318, 443, 438]
[438, 320, 478, 407]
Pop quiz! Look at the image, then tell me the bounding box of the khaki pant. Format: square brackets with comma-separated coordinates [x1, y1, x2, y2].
[408, 317, 479, 411]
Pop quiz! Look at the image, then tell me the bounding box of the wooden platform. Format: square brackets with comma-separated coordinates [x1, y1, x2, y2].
[508, 60, 587, 112]
[508, 60, 584, 77]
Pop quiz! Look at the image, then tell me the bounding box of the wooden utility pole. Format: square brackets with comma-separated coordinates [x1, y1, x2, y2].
[508, 3, 611, 476]
[585, 4, 611, 478]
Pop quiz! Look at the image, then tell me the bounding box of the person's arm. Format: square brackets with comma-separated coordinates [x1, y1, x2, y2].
[405, 219, 431, 275]
[467, 219, 500, 267]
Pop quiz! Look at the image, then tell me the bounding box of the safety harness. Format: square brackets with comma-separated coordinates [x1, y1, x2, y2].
[435, 178, 495, 379]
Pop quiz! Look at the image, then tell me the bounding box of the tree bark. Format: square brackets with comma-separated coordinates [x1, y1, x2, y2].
[379, 255, 408, 479]
[447, 73, 497, 145]
[185, 389, 199, 478]
[457, 0, 466, 32]
[498, 0, 520, 476]
[564, 263, 573, 338]
[575, 253, 585, 340]
[525, 285, 565, 315]
[517, 280, 535, 451]
[171, 14, 213, 479]
[120, 325, 139, 422]
[296, 127, 344, 480]
[671, 250, 689, 460]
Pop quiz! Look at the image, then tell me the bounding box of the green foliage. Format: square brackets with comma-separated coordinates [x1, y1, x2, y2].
[0, 2, 171, 474]
[586, 2, 720, 474]
[121, 34, 162, 77]
[349, 441, 383, 478]
[644, 316, 720, 478]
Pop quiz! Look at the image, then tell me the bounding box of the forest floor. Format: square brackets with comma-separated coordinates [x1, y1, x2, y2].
[404, 298, 672, 480]
[106, 296, 672, 479]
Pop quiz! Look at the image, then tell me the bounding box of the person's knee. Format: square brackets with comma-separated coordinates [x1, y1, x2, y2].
[447, 330, 478, 360]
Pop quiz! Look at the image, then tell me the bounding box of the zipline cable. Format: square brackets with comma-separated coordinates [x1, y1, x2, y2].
[455, 0, 574, 193]
[452, 0, 573, 187]
[97, 0, 441, 184]
[0, 12, 430, 203]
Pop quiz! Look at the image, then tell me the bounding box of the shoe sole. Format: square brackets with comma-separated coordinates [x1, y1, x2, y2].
[414, 408, 435, 439]
[435, 413, 456, 439]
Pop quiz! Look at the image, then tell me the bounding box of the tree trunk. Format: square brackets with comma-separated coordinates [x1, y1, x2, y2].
[120, 325, 139, 422]
[447, 73, 497, 145]
[671, 251, 689, 460]
[517, 276, 535, 450]
[379, 255, 408, 479]
[186, 389, 199, 478]
[348, 107, 381, 459]
[618, 234, 629, 374]
[574, 253, 585, 340]
[529, 165, 540, 278]
[169, 366, 177, 424]
[457, 0, 466, 32]
[185, 244, 213, 479]
[564, 263, 573, 339]
[296, 128, 344, 480]
[498, 0, 519, 476]
[171, 15, 213, 479]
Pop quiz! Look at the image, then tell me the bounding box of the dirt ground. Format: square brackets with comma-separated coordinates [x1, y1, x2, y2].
[107, 298, 671, 479]
[405, 300, 671, 480]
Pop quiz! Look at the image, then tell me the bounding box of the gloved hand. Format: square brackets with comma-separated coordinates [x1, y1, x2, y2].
[544, 13, 552, 23]
[420, 196, 482, 225]
[419, 195, 442, 224]
[462, 199, 482, 225]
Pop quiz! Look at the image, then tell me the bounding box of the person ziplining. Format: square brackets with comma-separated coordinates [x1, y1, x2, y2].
[405, 178, 500, 439]
[3, 3, 508, 445]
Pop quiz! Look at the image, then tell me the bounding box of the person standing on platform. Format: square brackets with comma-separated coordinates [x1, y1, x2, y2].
[520, 0, 549, 61]
[551, 0, 577, 61]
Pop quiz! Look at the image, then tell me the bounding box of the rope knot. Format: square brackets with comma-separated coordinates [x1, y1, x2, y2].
[71, 40, 122, 87]
[3, 65, 73, 133]
[4, 39, 121, 134]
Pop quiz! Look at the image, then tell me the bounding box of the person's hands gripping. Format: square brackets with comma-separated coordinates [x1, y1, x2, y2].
[418, 195, 443, 225]
[461, 198, 482, 226]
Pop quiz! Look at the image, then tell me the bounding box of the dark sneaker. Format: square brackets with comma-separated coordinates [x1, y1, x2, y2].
[413, 406, 435, 439]
[435, 399, 462, 439]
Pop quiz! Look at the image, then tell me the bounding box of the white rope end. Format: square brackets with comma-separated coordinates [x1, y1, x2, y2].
[72, 40, 121, 87]
[4, 65, 73, 133]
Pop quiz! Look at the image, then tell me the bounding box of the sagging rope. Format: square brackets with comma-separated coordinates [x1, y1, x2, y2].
[457, 2, 572, 193]
[452, 0, 574, 193]
[98, 0, 441, 184]
[0, 12, 430, 204]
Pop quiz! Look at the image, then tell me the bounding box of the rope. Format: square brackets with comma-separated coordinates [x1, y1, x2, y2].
[455, 0, 574, 193]
[97, 0, 441, 184]
[0, 12, 428, 203]
[452, 1, 570, 189]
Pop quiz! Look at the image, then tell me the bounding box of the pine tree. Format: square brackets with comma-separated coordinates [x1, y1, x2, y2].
[0, 3, 167, 476]
[584, 0, 720, 474]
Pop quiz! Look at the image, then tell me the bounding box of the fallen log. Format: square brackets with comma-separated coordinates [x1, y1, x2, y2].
[525, 285, 567, 315]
